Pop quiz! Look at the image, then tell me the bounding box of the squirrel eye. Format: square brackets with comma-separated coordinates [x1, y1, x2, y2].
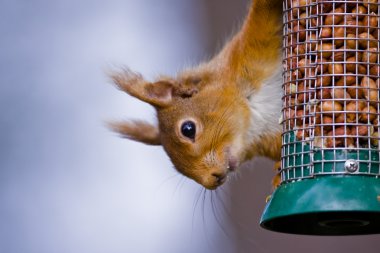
[180, 121, 196, 140]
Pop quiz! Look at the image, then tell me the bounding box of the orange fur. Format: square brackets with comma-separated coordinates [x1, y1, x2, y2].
[109, 120, 161, 145]
[110, 0, 283, 189]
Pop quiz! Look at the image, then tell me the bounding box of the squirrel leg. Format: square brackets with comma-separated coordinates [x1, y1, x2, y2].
[271, 161, 281, 190]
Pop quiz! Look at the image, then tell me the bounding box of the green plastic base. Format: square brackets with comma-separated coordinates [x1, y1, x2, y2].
[282, 131, 380, 182]
[260, 176, 380, 235]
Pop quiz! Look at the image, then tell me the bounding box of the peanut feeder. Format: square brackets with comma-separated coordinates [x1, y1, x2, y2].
[260, 0, 380, 235]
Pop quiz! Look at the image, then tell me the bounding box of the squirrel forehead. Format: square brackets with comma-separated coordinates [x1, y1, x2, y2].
[157, 95, 224, 121]
[156, 100, 202, 128]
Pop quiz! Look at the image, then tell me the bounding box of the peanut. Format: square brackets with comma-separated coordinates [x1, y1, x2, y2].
[346, 101, 366, 122]
[332, 87, 351, 100]
[316, 75, 332, 87]
[360, 76, 378, 102]
[346, 34, 357, 49]
[326, 127, 351, 147]
[363, 12, 378, 32]
[320, 27, 332, 38]
[335, 113, 346, 123]
[320, 101, 343, 115]
[317, 88, 332, 99]
[317, 43, 335, 58]
[293, 25, 307, 41]
[299, 12, 308, 27]
[361, 105, 377, 122]
[351, 5, 367, 20]
[362, 48, 379, 63]
[336, 73, 356, 86]
[358, 32, 378, 49]
[325, 7, 344, 25]
[291, 0, 308, 17]
[363, 0, 378, 13]
[370, 65, 380, 76]
[347, 84, 365, 99]
[316, 57, 329, 73]
[328, 62, 344, 75]
[371, 131, 379, 146]
[357, 125, 370, 136]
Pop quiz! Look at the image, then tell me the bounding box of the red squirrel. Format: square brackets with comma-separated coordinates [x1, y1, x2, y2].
[110, 0, 283, 190]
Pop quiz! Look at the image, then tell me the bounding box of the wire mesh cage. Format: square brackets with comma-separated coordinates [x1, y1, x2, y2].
[282, 0, 380, 181]
[261, 0, 380, 235]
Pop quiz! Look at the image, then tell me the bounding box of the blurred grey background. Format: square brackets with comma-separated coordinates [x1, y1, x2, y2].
[0, 0, 378, 252]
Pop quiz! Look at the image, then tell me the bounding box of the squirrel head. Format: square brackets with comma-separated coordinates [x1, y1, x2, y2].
[110, 69, 252, 189]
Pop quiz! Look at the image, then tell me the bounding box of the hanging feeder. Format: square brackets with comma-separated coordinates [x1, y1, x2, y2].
[260, 0, 380, 235]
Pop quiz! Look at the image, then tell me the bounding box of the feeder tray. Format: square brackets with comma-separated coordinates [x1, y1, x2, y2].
[261, 176, 380, 235]
[260, 0, 380, 235]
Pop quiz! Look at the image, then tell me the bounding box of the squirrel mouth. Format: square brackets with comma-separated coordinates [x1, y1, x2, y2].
[227, 158, 238, 172]
[226, 149, 239, 172]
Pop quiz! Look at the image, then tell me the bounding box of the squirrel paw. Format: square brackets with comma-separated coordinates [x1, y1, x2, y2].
[271, 161, 281, 190]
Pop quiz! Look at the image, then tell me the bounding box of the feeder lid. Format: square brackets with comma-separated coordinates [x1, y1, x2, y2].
[260, 176, 380, 235]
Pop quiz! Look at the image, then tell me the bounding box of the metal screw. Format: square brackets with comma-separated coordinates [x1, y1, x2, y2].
[345, 159, 359, 173]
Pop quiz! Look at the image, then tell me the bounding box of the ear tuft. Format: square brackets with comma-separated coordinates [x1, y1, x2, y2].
[173, 71, 212, 98]
[110, 68, 146, 96]
[108, 120, 161, 146]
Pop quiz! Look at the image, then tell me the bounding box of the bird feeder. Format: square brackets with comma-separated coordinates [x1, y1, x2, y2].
[260, 0, 380, 235]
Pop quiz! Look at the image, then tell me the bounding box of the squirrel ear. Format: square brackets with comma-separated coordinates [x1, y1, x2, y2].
[108, 120, 161, 145]
[173, 73, 211, 98]
[111, 69, 173, 108]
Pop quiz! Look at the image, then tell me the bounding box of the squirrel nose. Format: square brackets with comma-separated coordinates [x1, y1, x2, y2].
[212, 172, 227, 185]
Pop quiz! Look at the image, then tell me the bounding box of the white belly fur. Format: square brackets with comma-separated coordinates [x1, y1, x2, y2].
[247, 66, 283, 143]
